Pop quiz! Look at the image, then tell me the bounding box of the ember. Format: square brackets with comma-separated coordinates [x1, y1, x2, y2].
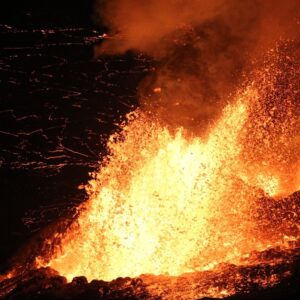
[34, 43, 299, 298]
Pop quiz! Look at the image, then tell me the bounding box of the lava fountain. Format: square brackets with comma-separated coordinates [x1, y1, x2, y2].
[34, 43, 299, 298]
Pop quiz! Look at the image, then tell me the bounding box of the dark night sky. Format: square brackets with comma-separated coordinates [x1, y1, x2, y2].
[0, 0, 152, 271]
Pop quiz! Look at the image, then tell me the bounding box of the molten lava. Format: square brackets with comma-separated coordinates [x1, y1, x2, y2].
[34, 44, 299, 298]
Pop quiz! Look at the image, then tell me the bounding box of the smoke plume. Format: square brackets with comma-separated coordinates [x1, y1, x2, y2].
[95, 0, 300, 132]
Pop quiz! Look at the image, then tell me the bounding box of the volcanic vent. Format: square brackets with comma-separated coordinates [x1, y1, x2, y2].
[1, 0, 300, 299]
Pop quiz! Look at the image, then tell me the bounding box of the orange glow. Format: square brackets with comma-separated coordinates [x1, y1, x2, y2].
[35, 46, 299, 298]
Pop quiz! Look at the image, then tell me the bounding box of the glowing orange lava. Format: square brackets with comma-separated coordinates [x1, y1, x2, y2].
[36, 46, 299, 297]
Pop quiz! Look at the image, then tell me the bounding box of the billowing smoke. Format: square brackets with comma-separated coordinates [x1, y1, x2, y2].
[95, 0, 300, 133]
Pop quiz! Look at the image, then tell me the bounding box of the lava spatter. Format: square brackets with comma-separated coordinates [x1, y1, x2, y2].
[31, 43, 300, 299]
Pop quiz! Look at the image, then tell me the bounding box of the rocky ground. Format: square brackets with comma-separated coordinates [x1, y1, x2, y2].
[0, 244, 299, 299]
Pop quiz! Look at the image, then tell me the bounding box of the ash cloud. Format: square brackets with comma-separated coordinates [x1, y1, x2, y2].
[95, 0, 300, 132]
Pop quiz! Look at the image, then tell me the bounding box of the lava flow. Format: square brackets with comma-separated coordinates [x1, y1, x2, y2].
[31, 43, 299, 299]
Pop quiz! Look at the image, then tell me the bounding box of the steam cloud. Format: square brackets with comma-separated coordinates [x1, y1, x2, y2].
[95, 0, 300, 132]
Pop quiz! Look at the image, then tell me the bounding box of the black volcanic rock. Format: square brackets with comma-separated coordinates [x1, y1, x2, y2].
[0, 267, 152, 300]
[0, 9, 153, 268]
[1, 246, 299, 300]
